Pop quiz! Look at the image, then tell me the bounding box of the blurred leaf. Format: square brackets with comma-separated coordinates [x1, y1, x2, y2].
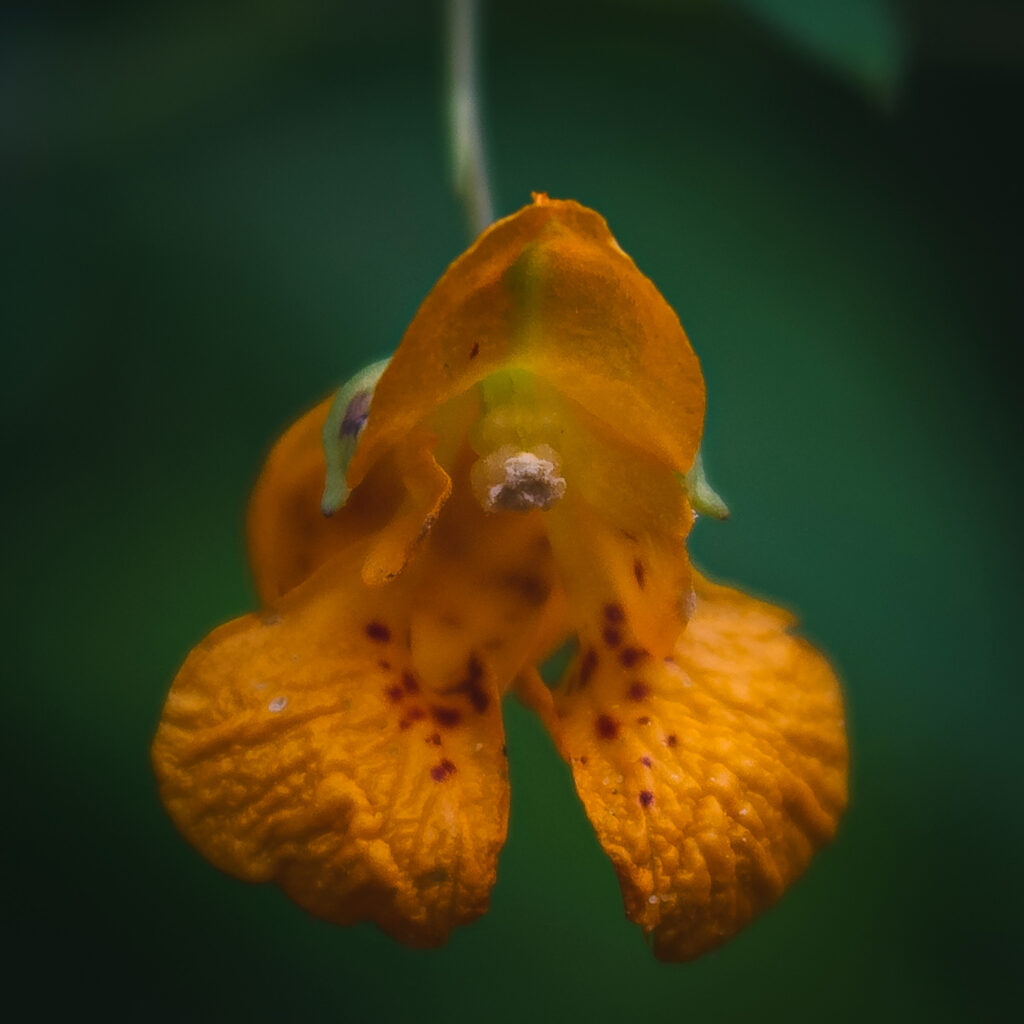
[726, 0, 904, 99]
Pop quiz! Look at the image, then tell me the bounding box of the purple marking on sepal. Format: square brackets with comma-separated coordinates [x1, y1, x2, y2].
[340, 390, 372, 438]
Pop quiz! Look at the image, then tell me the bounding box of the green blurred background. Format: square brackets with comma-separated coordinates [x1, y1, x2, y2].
[4, 1, 1022, 1019]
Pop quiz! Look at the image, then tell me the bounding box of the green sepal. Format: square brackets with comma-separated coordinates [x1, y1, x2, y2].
[321, 357, 391, 516]
[680, 449, 730, 521]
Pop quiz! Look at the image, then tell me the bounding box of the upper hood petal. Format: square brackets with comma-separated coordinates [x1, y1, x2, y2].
[349, 197, 705, 490]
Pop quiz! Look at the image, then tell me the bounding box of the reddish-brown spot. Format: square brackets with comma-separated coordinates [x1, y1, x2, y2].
[602, 626, 622, 647]
[469, 341, 480, 359]
[579, 755, 589, 765]
[501, 744, 508, 757]
[443, 654, 490, 713]
[595, 714, 619, 740]
[465, 684, 489, 714]
[499, 572, 550, 607]
[378, 659, 391, 670]
[399, 707, 424, 730]
[619, 646, 648, 668]
[636, 715, 651, 725]
[402, 671, 420, 694]
[666, 733, 678, 747]
[431, 706, 463, 728]
[430, 759, 457, 782]
[426, 732, 442, 746]
[385, 684, 404, 704]
[639, 790, 655, 807]
[627, 681, 649, 701]
[633, 559, 646, 588]
[641, 755, 653, 767]
[365, 621, 390, 643]
[603, 603, 625, 624]
[578, 647, 598, 687]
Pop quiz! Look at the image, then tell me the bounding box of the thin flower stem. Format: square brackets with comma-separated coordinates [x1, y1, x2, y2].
[446, 0, 495, 238]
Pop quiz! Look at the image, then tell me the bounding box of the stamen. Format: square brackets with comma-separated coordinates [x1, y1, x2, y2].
[469, 369, 566, 512]
[471, 444, 566, 512]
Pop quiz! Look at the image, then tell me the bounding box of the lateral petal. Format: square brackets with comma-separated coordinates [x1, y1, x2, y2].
[547, 572, 848, 961]
[158, 453, 568, 945]
[153, 544, 510, 946]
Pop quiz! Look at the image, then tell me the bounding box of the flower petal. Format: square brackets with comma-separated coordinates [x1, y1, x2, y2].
[158, 452, 568, 944]
[546, 572, 848, 961]
[247, 399, 451, 602]
[544, 389, 695, 659]
[360, 433, 451, 587]
[153, 547, 509, 946]
[247, 396, 343, 603]
[349, 197, 705, 491]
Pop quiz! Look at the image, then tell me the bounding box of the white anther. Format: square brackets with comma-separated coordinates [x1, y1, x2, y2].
[474, 444, 566, 512]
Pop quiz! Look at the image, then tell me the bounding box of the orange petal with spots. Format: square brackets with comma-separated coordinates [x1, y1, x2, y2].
[546, 571, 848, 961]
[544, 387, 695, 659]
[247, 387, 568, 679]
[153, 544, 511, 946]
[157, 451, 569, 944]
[401, 453, 568, 693]
[349, 197, 705, 491]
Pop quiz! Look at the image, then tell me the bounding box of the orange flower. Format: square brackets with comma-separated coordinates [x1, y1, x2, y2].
[152, 196, 847, 960]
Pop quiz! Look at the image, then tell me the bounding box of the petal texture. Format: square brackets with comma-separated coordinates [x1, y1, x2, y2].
[153, 549, 508, 946]
[157, 452, 567, 945]
[549, 572, 848, 961]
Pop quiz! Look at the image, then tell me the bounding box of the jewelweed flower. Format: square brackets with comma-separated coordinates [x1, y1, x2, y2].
[152, 196, 847, 960]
